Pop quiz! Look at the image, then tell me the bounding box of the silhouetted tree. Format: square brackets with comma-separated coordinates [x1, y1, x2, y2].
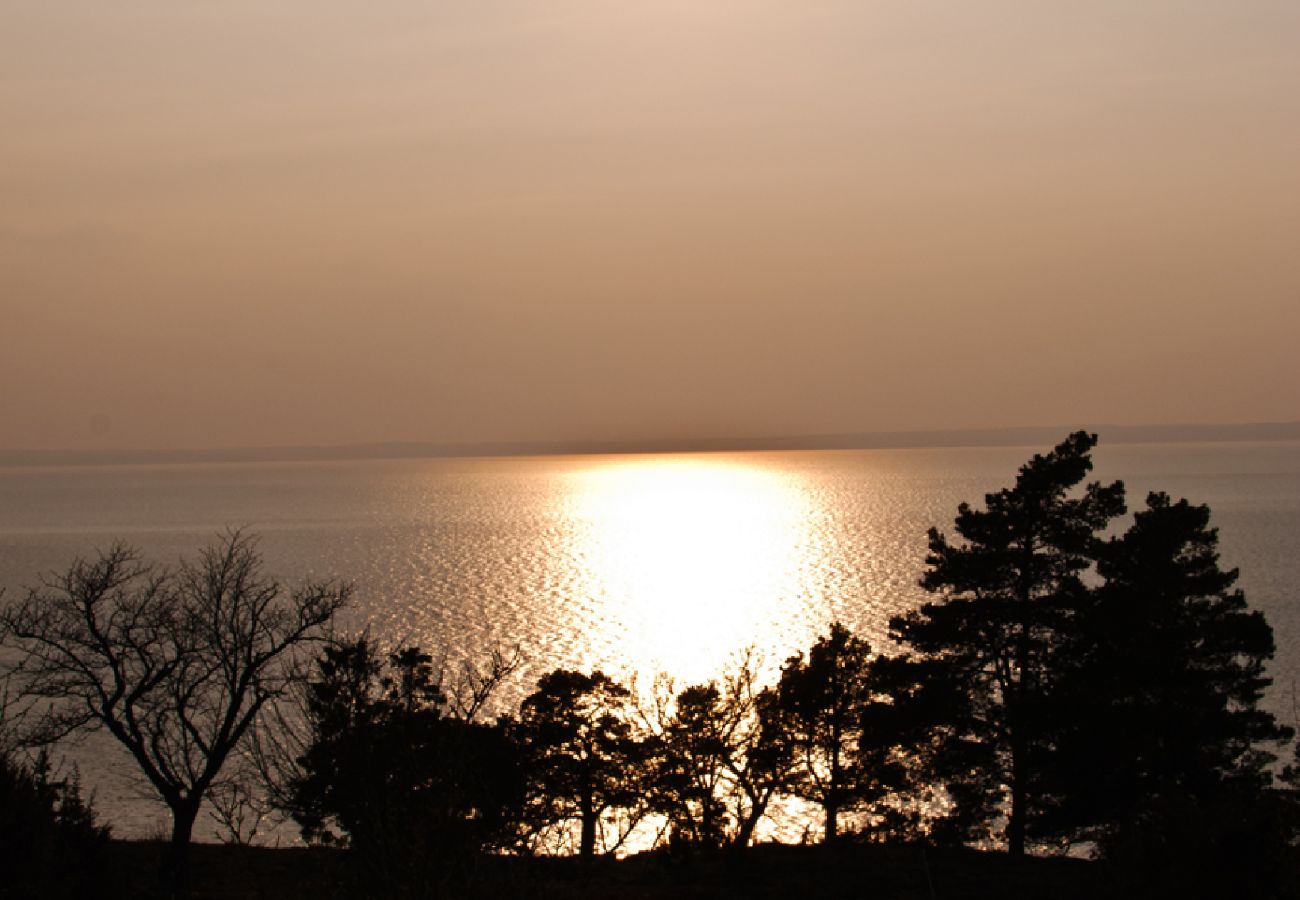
[639, 651, 799, 852]
[645, 683, 738, 850]
[705, 655, 801, 849]
[650, 681, 769, 853]
[288, 638, 386, 847]
[1045, 492, 1292, 864]
[0, 531, 350, 894]
[0, 747, 114, 900]
[846, 647, 1002, 846]
[728, 683, 796, 848]
[289, 639, 525, 897]
[889, 432, 1125, 855]
[845, 651, 955, 843]
[774, 623, 899, 842]
[514, 669, 647, 859]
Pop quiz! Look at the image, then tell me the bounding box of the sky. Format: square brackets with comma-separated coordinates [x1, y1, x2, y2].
[2, 1, 1298, 451]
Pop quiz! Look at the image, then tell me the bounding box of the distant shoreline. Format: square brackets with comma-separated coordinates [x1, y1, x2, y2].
[1, 421, 1297, 469]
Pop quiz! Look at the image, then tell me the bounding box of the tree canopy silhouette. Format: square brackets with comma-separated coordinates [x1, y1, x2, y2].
[1045, 491, 1292, 866]
[889, 431, 1125, 854]
[0, 746, 113, 899]
[289, 638, 524, 897]
[644, 656, 796, 851]
[514, 669, 647, 859]
[887, 432, 1294, 870]
[0, 531, 350, 893]
[645, 682, 735, 849]
[773, 623, 902, 843]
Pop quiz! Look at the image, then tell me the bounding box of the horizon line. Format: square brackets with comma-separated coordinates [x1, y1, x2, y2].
[2, 421, 1298, 469]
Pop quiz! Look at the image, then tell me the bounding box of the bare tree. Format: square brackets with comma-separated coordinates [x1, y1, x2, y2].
[206, 763, 275, 847]
[717, 653, 796, 848]
[0, 530, 350, 893]
[639, 651, 795, 850]
[444, 642, 525, 723]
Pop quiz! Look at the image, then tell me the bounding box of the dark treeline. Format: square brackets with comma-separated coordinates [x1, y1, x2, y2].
[266, 432, 1300, 897]
[2, 432, 1298, 898]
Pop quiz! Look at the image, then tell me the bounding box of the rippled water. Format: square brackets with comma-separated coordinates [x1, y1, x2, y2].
[1, 441, 1297, 840]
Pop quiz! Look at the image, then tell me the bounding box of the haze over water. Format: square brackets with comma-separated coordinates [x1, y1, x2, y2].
[2, 440, 1296, 840]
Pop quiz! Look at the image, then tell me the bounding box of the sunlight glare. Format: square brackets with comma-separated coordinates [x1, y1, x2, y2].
[566, 456, 812, 684]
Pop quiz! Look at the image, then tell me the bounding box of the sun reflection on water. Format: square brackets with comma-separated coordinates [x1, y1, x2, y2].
[563, 456, 816, 685]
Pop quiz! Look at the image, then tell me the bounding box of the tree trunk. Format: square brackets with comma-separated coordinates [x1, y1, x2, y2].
[1007, 745, 1026, 858]
[823, 798, 839, 844]
[163, 799, 201, 897]
[579, 794, 597, 860]
[733, 802, 765, 849]
[1008, 789, 1025, 856]
[700, 798, 719, 848]
[1007, 605, 1030, 859]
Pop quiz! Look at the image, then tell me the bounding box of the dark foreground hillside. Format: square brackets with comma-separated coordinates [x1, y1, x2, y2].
[103, 839, 1240, 900]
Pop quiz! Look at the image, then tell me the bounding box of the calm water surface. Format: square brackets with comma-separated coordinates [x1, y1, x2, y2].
[1, 441, 1297, 840]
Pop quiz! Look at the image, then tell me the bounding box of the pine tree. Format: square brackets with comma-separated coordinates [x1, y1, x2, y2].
[889, 432, 1125, 855]
[1047, 492, 1291, 861]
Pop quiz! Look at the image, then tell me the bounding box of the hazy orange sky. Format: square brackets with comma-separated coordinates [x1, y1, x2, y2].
[3, 2, 1297, 450]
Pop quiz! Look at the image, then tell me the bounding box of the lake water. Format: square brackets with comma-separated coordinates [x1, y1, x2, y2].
[1, 440, 1297, 841]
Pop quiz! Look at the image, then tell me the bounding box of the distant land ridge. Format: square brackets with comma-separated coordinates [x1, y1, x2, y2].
[2, 421, 1298, 469]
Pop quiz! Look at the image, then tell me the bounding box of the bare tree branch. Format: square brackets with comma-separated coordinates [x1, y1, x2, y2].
[0, 530, 350, 893]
